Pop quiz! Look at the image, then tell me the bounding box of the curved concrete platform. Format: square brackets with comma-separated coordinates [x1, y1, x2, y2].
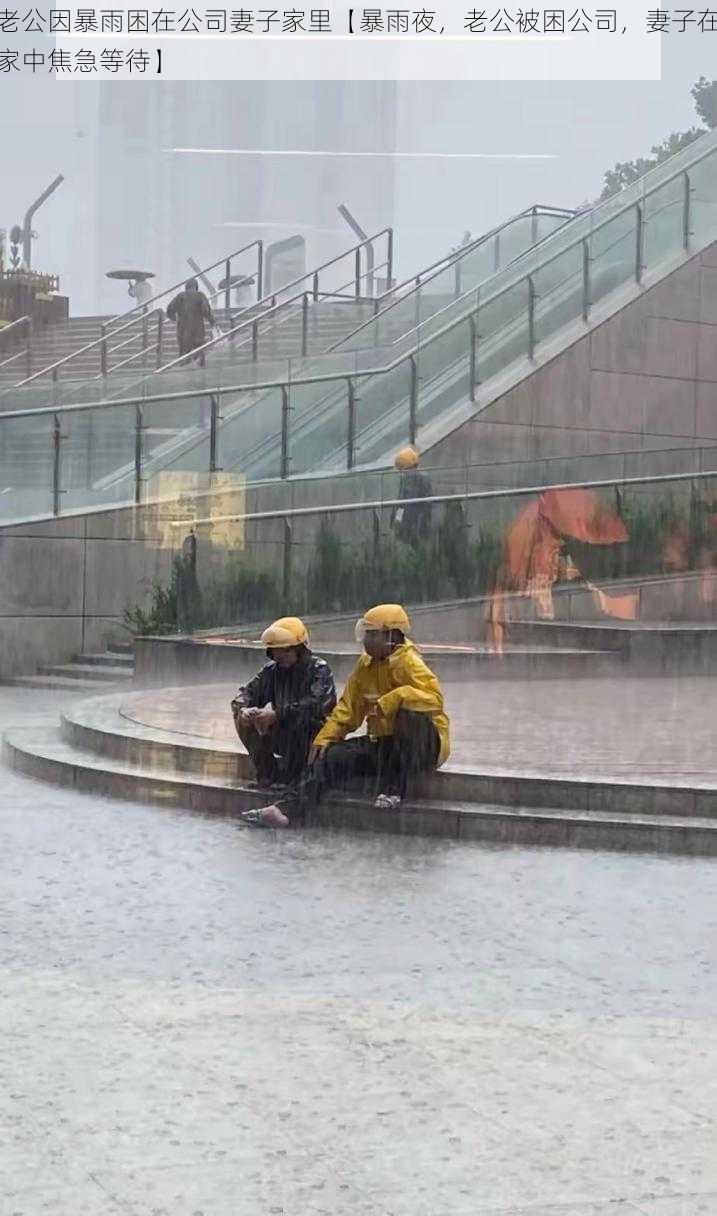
[4, 683, 717, 855]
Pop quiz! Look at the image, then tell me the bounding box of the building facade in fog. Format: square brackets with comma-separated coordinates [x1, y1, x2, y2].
[94, 81, 399, 314]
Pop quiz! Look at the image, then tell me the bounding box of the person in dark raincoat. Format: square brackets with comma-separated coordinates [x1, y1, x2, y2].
[390, 446, 433, 547]
[166, 278, 214, 364]
[231, 617, 337, 828]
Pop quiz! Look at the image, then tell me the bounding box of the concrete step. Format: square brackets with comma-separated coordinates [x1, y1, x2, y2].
[64, 690, 717, 821]
[7, 675, 120, 692]
[75, 651, 135, 669]
[107, 642, 134, 656]
[4, 719, 717, 855]
[136, 636, 625, 685]
[37, 663, 133, 682]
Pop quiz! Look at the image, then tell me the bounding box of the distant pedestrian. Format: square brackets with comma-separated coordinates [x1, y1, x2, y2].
[166, 278, 214, 365]
[391, 446, 433, 547]
[129, 277, 153, 312]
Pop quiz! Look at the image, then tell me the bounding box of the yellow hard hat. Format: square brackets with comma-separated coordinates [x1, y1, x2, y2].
[355, 603, 411, 641]
[394, 445, 420, 471]
[260, 616, 309, 648]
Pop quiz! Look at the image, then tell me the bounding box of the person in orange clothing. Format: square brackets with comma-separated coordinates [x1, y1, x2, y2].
[487, 487, 636, 651]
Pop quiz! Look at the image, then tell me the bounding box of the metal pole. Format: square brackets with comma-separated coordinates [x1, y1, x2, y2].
[468, 313, 478, 402]
[386, 228, 394, 289]
[252, 319, 259, 362]
[337, 204, 375, 296]
[282, 517, 292, 600]
[257, 241, 264, 300]
[156, 311, 163, 368]
[354, 247, 362, 299]
[141, 312, 148, 367]
[581, 238, 590, 322]
[280, 386, 290, 478]
[209, 395, 219, 473]
[25, 317, 32, 379]
[372, 508, 381, 563]
[414, 276, 420, 332]
[530, 206, 539, 245]
[23, 174, 64, 269]
[301, 293, 308, 357]
[134, 404, 143, 505]
[52, 413, 61, 516]
[635, 201, 644, 285]
[100, 326, 107, 376]
[312, 271, 319, 302]
[683, 170, 691, 250]
[224, 258, 231, 313]
[52, 364, 59, 406]
[409, 354, 418, 445]
[527, 275, 536, 360]
[347, 378, 356, 469]
[494, 231, 500, 272]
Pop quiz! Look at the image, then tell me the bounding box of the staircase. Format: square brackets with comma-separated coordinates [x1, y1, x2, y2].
[10, 643, 134, 692]
[0, 206, 573, 406]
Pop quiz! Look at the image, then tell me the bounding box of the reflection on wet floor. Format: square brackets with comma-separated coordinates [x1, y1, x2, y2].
[120, 674, 717, 782]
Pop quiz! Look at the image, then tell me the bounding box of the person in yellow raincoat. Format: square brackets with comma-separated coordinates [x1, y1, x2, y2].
[311, 603, 449, 809]
[242, 604, 449, 828]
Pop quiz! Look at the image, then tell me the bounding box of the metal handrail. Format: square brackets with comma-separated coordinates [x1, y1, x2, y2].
[234, 225, 392, 317]
[105, 238, 265, 329]
[5, 308, 164, 392]
[0, 314, 32, 341]
[166, 465, 717, 529]
[156, 258, 391, 374]
[326, 204, 576, 353]
[5, 229, 392, 393]
[0, 314, 32, 372]
[1, 128, 714, 428]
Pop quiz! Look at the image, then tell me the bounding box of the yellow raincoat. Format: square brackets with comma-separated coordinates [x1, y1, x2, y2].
[313, 641, 450, 765]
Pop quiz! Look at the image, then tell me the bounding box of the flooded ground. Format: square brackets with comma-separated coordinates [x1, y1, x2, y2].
[1, 686, 716, 1216]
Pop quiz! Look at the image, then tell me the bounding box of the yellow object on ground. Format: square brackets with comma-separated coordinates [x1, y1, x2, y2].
[260, 617, 309, 648]
[313, 640, 450, 765]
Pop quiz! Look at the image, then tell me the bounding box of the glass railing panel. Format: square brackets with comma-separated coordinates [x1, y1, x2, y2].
[494, 214, 534, 266]
[337, 211, 570, 357]
[217, 386, 284, 482]
[535, 212, 573, 244]
[178, 465, 717, 705]
[140, 390, 207, 473]
[408, 286, 481, 353]
[588, 208, 638, 308]
[476, 280, 530, 384]
[0, 411, 55, 521]
[353, 360, 413, 467]
[688, 147, 717, 251]
[61, 403, 137, 513]
[456, 237, 502, 294]
[288, 379, 349, 476]
[532, 243, 584, 348]
[415, 315, 472, 431]
[643, 174, 686, 271]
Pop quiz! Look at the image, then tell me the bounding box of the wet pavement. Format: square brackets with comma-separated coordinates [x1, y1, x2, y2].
[123, 675, 717, 784]
[1, 685, 717, 1216]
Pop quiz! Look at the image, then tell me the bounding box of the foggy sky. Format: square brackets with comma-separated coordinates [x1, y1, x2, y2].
[0, 36, 710, 315]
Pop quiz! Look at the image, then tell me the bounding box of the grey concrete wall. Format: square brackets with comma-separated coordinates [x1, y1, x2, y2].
[6, 242, 717, 678]
[0, 508, 173, 679]
[425, 245, 717, 479]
